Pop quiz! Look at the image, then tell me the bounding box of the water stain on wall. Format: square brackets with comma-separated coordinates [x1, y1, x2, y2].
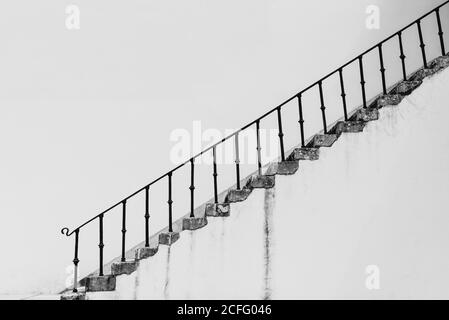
[164, 246, 171, 299]
[133, 270, 140, 300]
[263, 187, 275, 300]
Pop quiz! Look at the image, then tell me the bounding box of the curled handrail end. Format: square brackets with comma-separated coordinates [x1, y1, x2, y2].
[61, 227, 71, 236]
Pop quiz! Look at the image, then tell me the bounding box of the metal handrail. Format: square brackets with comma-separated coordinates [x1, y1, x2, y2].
[61, 1, 449, 293]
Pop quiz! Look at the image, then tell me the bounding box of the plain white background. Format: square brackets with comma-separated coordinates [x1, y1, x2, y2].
[0, 0, 446, 295]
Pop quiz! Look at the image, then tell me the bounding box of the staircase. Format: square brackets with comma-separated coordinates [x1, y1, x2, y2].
[61, 1, 449, 300]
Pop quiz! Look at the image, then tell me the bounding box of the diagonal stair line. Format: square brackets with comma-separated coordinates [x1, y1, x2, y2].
[61, 54, 449, 298]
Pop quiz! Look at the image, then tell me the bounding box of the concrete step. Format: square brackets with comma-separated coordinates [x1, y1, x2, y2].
[410, 56, 449, 81]
[182, 216, 208, 230]
[265, 161, 299, 176]
[350, 108, 379, 122]
[225, 188, 252, 203]
[245, 175, 275, 189]
[111, 260, 139, 276]
[429, 54, 449, 72]
[288, 147, 320, 161]
[135, 246, 159, 260]
[205, 203, 230, 217]
[330, 121, 366, 135]
[410, 68, 437, 81]
[60, 291, 86, 300]
[159, 231, 180, 245]
[306, 134, 339, 148]
[390, 80, 422, 95]
[369, 94, 404, 109]
[85, 275, 116, 292]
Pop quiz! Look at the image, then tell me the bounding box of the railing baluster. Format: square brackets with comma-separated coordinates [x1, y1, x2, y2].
[398, 31, 407, 80]
[436, 8, 446, 56]
[256, 120, 262, 175]
[121, 200, 127, 262]
[359, 56, 367, 108]
[168, 172, 173, 232]
[235, 133, 241, 190]
[318, 81, 328, 133]
[276, 107, 286, 161]
[297, 94, 305, 147]
[338, 68, 348, 121]
[213, 147, 218, 204]
[72, 229, 79, 293]
[144, 186, 150, 247]
[98, 214, 104, 276]
[417, 20, 428, 68]
[378, 43, 387, 95]
[189, 159, 195, 217]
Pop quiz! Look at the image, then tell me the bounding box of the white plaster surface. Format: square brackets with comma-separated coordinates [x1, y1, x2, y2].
[1, 0, 447, 296]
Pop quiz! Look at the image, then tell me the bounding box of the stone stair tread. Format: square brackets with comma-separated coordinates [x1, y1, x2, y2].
[86, 274, 116, 292]
[350, 108, 379, 122]
[288, 148, 320, 161]
[183, 216, 208, 230]
[369, 94, 404, 109]
[159, 231, 180, 245]
[390, 80, 422, 95]
[135, 246, 159, 260]
[265, 161, 299, 176]
[246, 175, 275, 189]
[330, 121, 366, 135]
[225, 188, 252, 203]
[205, 203, 230, 217]
[306, 134, 339, 148]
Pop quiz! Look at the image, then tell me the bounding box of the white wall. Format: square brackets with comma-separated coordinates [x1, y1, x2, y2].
[90, 67, 449, 299]
[0, 0, 447, 295]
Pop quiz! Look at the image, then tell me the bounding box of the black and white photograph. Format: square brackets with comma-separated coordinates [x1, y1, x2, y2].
[1, 0, 449, 311]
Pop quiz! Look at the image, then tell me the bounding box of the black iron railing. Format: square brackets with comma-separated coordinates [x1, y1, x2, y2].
[61, 1, 449, 293]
